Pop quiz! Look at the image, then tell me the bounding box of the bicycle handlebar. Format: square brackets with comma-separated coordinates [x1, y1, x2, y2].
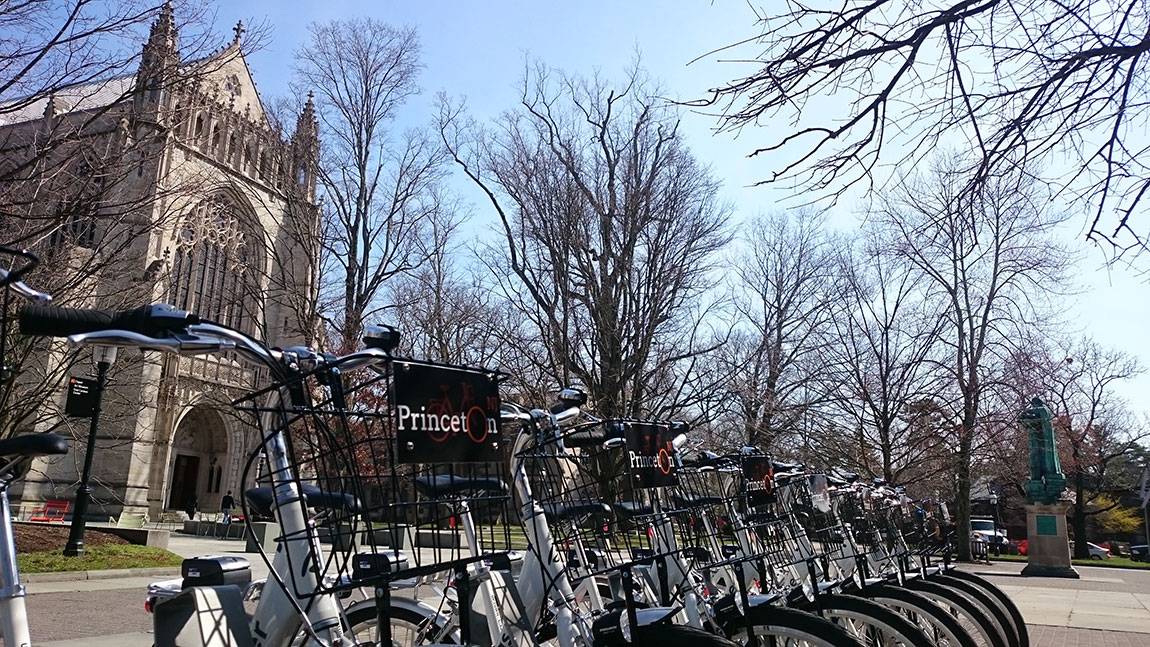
[19, 304, 198, 338]
[0, 247, 52, 303]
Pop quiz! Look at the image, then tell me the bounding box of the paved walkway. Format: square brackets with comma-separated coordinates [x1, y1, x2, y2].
[1026, 624, 1149, 646]
[959, 561, 1150, 634]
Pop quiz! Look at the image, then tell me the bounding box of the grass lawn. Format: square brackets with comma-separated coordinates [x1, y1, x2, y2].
[992, 553, 1150, 570]
[13, 522, 184, 573]
[17, 543, 184, 573]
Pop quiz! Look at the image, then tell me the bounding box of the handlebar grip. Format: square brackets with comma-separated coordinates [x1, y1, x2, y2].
[563, 427, 607, 448]
[19, 304, 198, 338]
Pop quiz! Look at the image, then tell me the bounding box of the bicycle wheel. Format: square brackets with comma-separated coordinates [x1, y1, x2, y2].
[635, 624, 742, 647]
[938, 570, 1028, 647]
[861, 583, 979, 647]
[904, 579, 1006, 647]
[724, 603, 866, 646]
[809, 593, 934, 646]
[344, 603, 459, 646]
[929, 574, 1018, 647]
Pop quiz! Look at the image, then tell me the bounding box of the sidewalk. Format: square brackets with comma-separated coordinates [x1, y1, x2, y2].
[959, 560, 1150, 634]
[1027, 625, 1148, 646]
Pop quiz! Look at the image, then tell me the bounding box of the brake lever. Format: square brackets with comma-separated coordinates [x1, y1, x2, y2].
[603, 437, 626, 450]
[4, 278, 52, 303]
[67, 330, 236, 355]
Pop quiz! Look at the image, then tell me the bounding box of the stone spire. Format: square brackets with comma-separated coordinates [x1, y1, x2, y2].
[140, 1, 179, 73]
[136, 0, 179, 112]
[290, 92, 319, 199]
[294, 92, 318, 142]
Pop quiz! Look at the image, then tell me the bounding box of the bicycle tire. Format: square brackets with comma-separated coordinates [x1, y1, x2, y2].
[809, 593, 934, 646]
[633, 623, 741, 647]
[344, 603, 459, 645]
[929, 574, 1018, 647]
[861, 582, 979, 647]
[723, 603, 866, 646]
[904, 578, 1007, 647]
[939, 570, 1028, 647]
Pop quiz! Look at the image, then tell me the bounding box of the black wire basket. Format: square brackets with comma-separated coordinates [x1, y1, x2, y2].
[742, 468, 845, 599]
[514, 419, 682, 594]
[235, 355, 515, 599]
[666, 464, 741, 572]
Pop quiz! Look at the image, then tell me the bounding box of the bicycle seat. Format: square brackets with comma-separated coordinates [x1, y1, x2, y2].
[825, 474, 848, 487]
[612, 500, 654, 518]
[412, 474, 508, 498]
[542, 501, 612, 523]
[243, 485, 360, 518]
[0, 433, 68, 458]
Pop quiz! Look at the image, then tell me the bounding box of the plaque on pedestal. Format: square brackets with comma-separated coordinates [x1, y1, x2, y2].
[1021, 501, 1078, 578]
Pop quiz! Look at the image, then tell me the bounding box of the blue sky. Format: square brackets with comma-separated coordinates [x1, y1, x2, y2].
[207, 0, 1150, 416]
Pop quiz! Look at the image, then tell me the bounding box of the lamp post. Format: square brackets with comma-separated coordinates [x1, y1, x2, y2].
[63, 346, 116, 557]
[989, 492, 1001, 557]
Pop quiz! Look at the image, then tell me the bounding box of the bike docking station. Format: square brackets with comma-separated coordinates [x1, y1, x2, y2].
[1019, 397, 1079, 579]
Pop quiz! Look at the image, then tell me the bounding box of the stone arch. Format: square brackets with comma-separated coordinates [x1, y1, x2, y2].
[164, 403, 230, 513]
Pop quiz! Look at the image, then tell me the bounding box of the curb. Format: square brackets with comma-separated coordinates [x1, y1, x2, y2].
[24, 566, 179, 583]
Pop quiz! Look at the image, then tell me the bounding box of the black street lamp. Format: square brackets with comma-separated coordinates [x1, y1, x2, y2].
[989, 491, 1001, 557]
[63, 346, 116, 557]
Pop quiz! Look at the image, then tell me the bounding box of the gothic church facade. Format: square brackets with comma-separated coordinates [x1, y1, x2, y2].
[0, 5, 319, 517]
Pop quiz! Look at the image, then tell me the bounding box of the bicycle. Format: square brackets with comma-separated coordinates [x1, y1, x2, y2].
[16, 299, 426, 646]
[0, 248, 69, 647]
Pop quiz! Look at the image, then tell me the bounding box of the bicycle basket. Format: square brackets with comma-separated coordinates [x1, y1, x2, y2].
[236, 356, 514, 598]
[515, 419, 683, 587]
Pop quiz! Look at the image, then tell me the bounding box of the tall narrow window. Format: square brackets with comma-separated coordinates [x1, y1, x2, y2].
[167, 195, 257, 332]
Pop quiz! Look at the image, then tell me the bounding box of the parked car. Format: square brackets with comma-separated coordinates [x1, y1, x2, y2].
[1131, 545, 1148, 562]
[1070, 540, 1111, 559]
[970, 517, 1008, 544]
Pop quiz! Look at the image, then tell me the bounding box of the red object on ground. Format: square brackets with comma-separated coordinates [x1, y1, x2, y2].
[1016, 538, 1029, 556]
[28, 499, 69, 523]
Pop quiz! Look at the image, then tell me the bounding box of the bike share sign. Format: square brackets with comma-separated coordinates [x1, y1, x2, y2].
[742, 456, 775, 505]
[623, 421, 678, 488]
[392, 361, 501, 464]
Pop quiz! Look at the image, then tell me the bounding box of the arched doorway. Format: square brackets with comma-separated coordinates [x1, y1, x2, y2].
[166, 405, 230, 512]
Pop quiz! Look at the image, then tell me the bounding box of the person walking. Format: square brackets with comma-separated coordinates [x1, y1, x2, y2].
[219, 491, 236, 539]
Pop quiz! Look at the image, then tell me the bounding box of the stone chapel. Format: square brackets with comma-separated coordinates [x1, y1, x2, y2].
[0, 3, 320, 518]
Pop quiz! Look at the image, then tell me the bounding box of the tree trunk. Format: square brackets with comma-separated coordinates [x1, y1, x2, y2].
[955, 425, 973, 562]
[1072, 472, 1089, 559]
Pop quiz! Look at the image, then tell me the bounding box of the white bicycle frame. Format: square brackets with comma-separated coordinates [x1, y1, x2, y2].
[62, 326, 366, 647]
[243, 401, 347, 647]
[0, 485, 30, 647]
[445, 414, 597, 647]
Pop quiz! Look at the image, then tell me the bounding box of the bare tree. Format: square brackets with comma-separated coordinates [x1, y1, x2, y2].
[876, 155, 1068, 560]
[719, 209, 838, 450]
[821, 233, 948, 485]
[700, 0, 1150, 252]
[294, 18, 449, 352]
[440, 64, 731, 418]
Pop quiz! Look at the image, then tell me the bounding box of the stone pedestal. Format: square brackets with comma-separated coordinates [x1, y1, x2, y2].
[1021, 501, 1079, 578]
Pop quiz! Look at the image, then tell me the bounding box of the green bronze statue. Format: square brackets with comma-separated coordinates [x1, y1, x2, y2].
[1021, 397, 1066, 504]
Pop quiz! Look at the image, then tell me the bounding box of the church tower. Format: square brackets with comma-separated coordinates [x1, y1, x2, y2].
[290, 92, 319, 201]
[134, 0, 179, 113]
